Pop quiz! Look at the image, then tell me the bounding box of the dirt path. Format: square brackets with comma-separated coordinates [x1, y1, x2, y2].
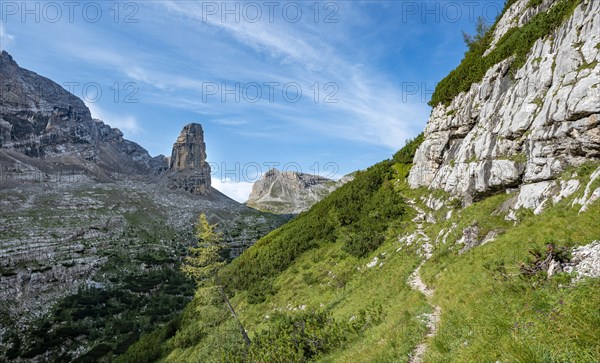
[408, 262, 432, 298]
[405, 200, 441, 363]
[407, 262, 441, 363]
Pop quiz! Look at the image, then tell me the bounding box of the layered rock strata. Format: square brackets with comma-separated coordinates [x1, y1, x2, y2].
[409, 0, 600, 204]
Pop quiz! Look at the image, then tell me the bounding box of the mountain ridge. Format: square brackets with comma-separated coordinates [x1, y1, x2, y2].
[245, 168, 353, 214]
[0, 50, 169, 181]
[0, 51, 288, 361]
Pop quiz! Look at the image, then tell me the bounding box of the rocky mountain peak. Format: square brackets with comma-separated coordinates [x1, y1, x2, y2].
[246, 169, 352, 214]
[166, 123, 211, 194]
[0, 50, 91, 122]
[0, 51, 168, 178]
[1, 50, 13, 63]
[263, 168, 280, 178]
[169, 123, 208, 171]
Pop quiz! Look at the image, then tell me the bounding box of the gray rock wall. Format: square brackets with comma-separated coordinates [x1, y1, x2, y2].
[409, 1, 600, 202]
[0, 51, 167, 176]
[166, 123, 212, 194]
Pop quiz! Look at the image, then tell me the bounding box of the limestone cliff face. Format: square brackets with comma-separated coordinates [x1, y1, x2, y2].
[166, 123, 211, 194]
[246, 169, 353, 214]
[409, 0, 600, 206]
[0, 50, 168, 178]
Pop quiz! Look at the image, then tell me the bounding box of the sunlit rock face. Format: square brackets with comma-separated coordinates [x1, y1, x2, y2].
[246, 168, 354, 214]
[167, 123, 212, 195]
[409, 0, 600, 203]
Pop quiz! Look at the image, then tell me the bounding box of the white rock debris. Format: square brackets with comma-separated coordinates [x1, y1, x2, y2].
[564, 241, 600, 281]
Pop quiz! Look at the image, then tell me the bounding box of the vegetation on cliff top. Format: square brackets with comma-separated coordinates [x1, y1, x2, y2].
[430, 0, 582, 106]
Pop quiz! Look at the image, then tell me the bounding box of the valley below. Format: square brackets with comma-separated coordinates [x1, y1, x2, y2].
[0, 178, 287, 361]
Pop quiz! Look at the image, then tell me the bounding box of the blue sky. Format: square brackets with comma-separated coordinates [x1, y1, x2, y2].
[1, 0, 504, 201]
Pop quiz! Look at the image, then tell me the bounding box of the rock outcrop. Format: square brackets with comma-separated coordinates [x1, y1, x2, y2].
[409, 0, 600, 205]
[563, 240, 600, 281]
[166, 123, 212, 195]
[0, 50, 168, 181]
[246, 169, 352, 214]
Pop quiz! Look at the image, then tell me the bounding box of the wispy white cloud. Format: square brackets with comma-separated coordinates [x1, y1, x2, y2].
[212, 119, 248, 126]
[156, 1, 429, 150]
[85, 102, 141, 137]
[211, 177, 254, 203]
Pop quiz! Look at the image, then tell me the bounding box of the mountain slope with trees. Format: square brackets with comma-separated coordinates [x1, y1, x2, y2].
[121, 137, 599, 362]
[119, 0, 600, 361]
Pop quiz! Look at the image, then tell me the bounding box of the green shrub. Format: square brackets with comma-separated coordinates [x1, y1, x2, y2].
[116, 316, 180, 363]
[527, 0, 544, 7]
[249, 311, 344, 362]
[171, 322, 205, 349]
[73, 343, 113, 363]
[248, 305, 385, 362]
[393, 133, 424, 164]
[342, 230, 385, 258]
[430, 0, 581, 106]
[302, 271, 319, 286]
[246, 280, 277, 304]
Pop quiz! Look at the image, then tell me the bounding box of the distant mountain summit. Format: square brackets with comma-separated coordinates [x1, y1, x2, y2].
[246, 168, 353, 214]
[0, 50, 168, 182]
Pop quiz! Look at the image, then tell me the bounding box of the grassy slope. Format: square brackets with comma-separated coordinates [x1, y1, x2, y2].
[119, 0, 600, 360]
[418, 164, 600, 362]
[121, 150, 599, 362]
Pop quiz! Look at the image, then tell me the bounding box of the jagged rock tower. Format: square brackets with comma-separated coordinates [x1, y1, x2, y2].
[167, 123, 212, 195]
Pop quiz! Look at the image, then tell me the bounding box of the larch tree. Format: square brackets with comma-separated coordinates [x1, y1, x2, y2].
[181, 213, 251, 346]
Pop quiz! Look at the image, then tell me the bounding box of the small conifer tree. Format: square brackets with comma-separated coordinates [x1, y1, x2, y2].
[181, 213, 251, 346]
